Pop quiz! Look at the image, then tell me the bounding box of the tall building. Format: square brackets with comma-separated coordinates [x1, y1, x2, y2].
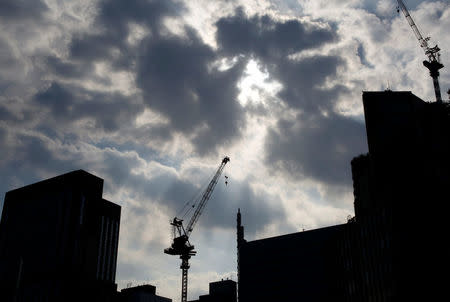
[0, 170, 121, 302]
[347, 91, 450, 301]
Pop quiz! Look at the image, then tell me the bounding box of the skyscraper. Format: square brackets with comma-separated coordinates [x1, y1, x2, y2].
[0, 170, 121, 302]
[348, 91, 450, 301]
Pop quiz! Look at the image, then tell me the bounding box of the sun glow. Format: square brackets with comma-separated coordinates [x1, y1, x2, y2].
[237, 59, 282, 106]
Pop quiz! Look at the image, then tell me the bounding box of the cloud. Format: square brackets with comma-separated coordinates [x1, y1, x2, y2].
[0, 0, 48, 22]
[136, 28, 247, 155]
[69, 0, 183, 66]
[34, 82, 144, 132]
[215, 8, 346, 113]
[214, 7, 366, 189]
[0, 35, 29, 93]
[216, 7, 337, 59]
[265, 112, 367, 186]
[196, 177, 286, 237]
[62, 0, 248, 155]
[40, 55, 110, 85]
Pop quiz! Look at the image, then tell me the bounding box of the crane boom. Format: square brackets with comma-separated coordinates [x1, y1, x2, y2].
[397, 0, 433, 60]
[396, 0, 444, 103]
[185, 156, 230, 236]
[164, 156, 230, 302]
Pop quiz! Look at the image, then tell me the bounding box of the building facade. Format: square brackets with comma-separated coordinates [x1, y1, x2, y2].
[0, 170, 121, 302]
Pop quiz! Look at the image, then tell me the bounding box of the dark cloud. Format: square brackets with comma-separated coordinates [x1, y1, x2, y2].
[69, 0, 183, 67]
[0, 0, 48, 22]
[43, 56, 89, 79]
[41, 56, 110, 85]
[199, 180, 287, 237]
[275, 56, 348, 112]
[34, 82, 144, 132]
[262, 54, 366, 188]
[0, 35, 27, 93]
[0, 103, 14, 122]
[216, 7, 337, 60]
[357, 42, 374, 68]
[0, 130, 80, 216]
[265, 113, 367, 186]
[136, 29, 247, 155]
[97, 0, 181, 32]
[64, 0, 246, 155]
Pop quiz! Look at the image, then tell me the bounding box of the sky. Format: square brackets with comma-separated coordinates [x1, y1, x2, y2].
[0, 0, 449, 300]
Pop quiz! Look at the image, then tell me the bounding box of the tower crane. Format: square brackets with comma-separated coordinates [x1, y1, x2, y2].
[396, 0, 444, 103]
[164, 156, 230, 302]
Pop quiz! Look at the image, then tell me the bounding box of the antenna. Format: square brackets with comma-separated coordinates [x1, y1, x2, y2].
[386, 80, 392, 91]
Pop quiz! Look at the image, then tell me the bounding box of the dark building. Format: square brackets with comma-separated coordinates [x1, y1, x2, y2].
[119, 284, 172, 302]
[238, 210, 346, 302]
[0, 170, 121, 302]
[346, 91, 450, 301]
[189, 279, 236, 302]
[237, 91, 450, 302]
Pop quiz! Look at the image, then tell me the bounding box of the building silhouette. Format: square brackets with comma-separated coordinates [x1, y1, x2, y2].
[346, 91, 450, 301]
[119, 284, 172, 302]
[0, 170, 121, 302]
[237, 91, 450, 301]
[188, 279, 236, 302]
[238, 211, 346, 302]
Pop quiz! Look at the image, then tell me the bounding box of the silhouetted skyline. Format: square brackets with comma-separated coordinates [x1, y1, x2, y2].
[2, 90, 450, 302]
[0, 0, 448, 301]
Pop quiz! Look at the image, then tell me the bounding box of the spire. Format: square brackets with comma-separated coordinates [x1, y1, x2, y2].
[237, 208, 241, 227]
[237, 208, 244, 246]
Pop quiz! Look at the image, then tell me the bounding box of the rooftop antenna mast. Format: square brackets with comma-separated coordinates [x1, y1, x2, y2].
[396, 0, 444, 103]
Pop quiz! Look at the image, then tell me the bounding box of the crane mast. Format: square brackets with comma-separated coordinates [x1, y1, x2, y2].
[396, 0, 444, 103]
[164, 156, 230, 302]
